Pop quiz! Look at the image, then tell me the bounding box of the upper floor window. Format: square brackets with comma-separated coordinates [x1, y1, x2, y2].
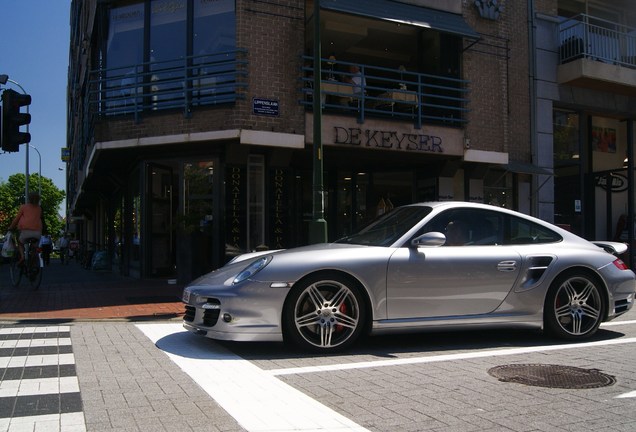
[107, 2, 144, 71]
[194, 0, 236, 56]
[150, 0, 187, 64]
[100, 0, 239, 114]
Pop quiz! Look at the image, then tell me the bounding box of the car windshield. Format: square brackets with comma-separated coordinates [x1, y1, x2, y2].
[335, 206, 432, 246]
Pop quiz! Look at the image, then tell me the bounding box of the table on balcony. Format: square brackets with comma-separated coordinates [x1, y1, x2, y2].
[374, 90, 418, 113]
[320, 80, 353, 106]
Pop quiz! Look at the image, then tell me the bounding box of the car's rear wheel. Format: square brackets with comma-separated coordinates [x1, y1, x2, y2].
[283, 272, 366, 352]
[544, 271, 605, 340]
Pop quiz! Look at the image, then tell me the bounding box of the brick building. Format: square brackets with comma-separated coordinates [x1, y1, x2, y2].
[530, 0, 636, 266]
[67, 0, 550, 282]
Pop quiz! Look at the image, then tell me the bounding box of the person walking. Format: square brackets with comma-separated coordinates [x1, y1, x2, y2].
[39, 234, 53, 265]
[59, 233, 70, 264]
[8, 192, 43, 264]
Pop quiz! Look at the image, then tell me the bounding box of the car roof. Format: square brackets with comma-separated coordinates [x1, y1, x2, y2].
[405, 201, 591, 244]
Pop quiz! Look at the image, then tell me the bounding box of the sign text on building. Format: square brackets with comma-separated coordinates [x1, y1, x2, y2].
[333, 127, 444, 153]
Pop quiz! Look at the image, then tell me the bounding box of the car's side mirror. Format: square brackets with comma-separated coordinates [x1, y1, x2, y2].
[411, 232, 446, 247]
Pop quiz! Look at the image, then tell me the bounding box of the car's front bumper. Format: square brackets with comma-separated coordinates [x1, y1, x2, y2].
[181, 281, 288, 342]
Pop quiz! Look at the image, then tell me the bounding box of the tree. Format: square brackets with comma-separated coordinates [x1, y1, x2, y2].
[0, 173, 65, 238]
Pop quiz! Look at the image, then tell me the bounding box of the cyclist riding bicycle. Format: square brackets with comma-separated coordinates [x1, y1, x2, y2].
[8, 192, 44, 264]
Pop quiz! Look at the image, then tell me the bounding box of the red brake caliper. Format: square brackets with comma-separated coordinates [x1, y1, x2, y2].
[335, 303, 347, 332]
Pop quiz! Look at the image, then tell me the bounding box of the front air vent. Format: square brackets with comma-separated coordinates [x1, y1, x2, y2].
[184, 305, 196, 322]
[203, 298, 221, 327]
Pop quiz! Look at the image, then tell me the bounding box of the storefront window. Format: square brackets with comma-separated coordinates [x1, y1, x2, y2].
[483, 170, 513, 208]
[130, 172, 142, 277]
[183, 162, 214, 233]
[248, 155, 265, 250]
[553, 110, 582, 234]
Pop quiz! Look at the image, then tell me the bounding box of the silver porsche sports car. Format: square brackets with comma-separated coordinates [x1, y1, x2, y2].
[182, 202, 636, 352]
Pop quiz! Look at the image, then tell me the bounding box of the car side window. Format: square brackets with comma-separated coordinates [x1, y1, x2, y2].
[417, 209, 503, 246]
[504, 215, 562, 244]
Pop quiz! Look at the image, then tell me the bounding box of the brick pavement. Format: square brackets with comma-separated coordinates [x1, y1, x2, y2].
[0, 258, 185, 321]
[72, 322, 245, 432]
[0, 259, 246, 431]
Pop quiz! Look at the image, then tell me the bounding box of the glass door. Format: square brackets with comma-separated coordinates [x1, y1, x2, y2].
[147, 163, 176, 277]
[182, 160, 219, 279]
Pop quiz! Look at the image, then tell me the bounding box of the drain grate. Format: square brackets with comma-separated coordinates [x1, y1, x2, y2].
[488, 364, 616, 389]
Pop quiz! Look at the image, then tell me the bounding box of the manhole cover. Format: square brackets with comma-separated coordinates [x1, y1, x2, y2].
[488, 364, 616, 389]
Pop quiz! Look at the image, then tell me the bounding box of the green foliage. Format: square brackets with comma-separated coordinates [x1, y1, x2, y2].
[0, 173, 65, 238]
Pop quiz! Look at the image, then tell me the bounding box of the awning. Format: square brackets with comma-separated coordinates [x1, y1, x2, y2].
[505, 160, 554, 176]
[320, 0, 480, 39]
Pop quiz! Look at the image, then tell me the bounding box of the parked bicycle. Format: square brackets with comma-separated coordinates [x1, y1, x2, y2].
[9, 236, 44, 290]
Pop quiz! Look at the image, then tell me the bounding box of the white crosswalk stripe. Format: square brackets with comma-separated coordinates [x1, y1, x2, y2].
[0, 338, 72, 349]
[0, 326, 85, 432]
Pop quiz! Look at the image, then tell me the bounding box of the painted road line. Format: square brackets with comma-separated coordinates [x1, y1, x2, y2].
[601, 319, 636, 327]
[137, 323, 371, 432]
[267, 337, 636, 376]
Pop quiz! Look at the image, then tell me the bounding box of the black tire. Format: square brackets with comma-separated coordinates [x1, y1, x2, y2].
[283, 272, 367, 353]
[544, 271, 605, 340]
[27, 254, 42, 291]
[9, 255, 22, 287]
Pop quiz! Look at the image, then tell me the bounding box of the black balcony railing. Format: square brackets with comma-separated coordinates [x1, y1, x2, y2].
[87, 49, 248, 121]
[300, 56, 470, 128]
[559, 14, 636, 69]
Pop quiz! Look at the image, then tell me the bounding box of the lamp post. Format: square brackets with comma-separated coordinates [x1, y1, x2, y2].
[29, 144, 42, 199]
[0, 74, 31, 202]
[309, 0, 328, 244]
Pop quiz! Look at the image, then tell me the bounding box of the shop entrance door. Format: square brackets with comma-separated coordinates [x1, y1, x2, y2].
[180, 160, 220, 281]
[595, 170, 629, 242]
[147, 163, 176, 277]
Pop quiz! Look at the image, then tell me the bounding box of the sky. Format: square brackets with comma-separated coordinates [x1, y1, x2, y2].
[0, 0, 71, 214]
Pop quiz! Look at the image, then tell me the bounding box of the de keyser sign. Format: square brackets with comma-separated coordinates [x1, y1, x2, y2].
[305, 113, 464, 156]
[333, 126, 443, 153]
[253, 97, 279, 116]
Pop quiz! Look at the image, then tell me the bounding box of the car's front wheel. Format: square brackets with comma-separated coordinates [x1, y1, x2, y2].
[544, 271, 605, 340]
[283, 272, 366, 352]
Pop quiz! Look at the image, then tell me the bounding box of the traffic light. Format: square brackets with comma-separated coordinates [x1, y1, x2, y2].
[1, 88, 31, 152]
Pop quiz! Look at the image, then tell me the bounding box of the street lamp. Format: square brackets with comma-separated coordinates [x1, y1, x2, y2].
[29, 144, 42, 199]
[0, 74, 31, 201]
[309, 0, 327, 244]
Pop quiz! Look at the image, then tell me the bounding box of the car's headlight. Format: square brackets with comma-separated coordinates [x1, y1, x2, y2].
[233, 256, 271, 284]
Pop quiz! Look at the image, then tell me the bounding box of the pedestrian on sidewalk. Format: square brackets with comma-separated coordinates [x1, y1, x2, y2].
[39, 234, 53, 265]
[59, 233, 70, 264]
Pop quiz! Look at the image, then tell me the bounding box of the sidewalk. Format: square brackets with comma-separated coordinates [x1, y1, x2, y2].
[0, 257, 185, 321]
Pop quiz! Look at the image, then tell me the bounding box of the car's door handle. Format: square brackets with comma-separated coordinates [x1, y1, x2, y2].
[497, 260, 517, 272]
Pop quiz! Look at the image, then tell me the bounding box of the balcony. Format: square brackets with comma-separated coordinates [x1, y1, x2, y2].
[558, 14, 636, 96]
[87, 50, 248, 122]
[300, 56, 470, 129]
